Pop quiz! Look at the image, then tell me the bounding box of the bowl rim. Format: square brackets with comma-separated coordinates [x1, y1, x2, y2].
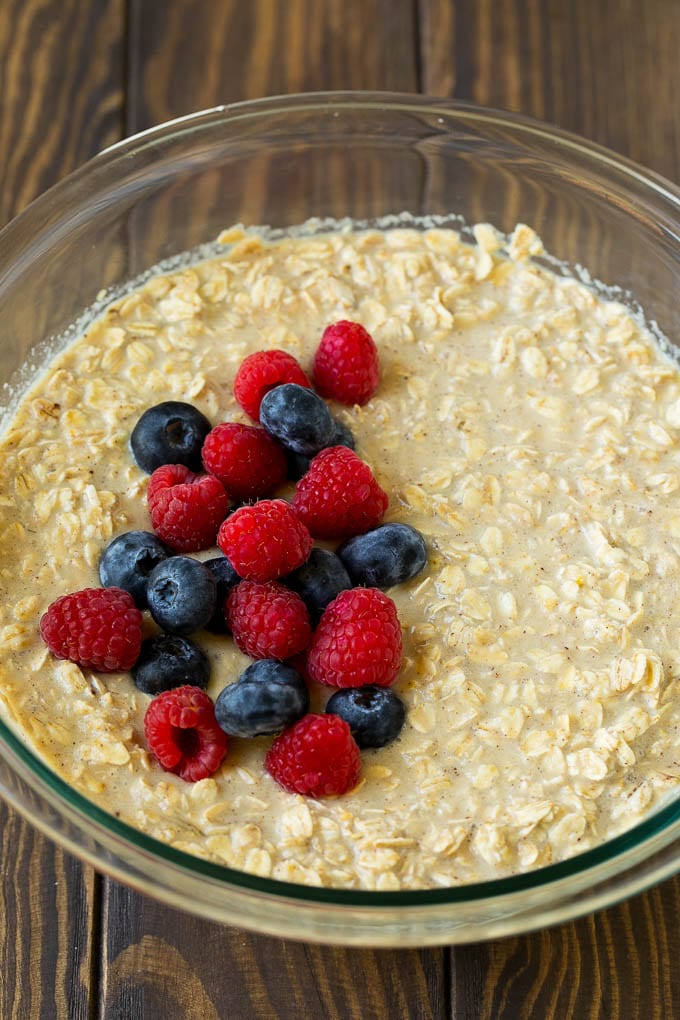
[1, 90, 679, 919]
[4, 711, 680, 910]
[1, 91, 678, 251]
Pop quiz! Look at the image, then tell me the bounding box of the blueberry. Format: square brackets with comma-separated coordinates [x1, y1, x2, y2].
[130, 401, 211, 473]
[325, 686, 406, 749]
[329, 417, 356, 451]
[147, 556, 217, 635]
[338, 523, 428, 589]
[260, 383, 334, 457]
[98, 531, 171, 608]
[286, 416, 356, 480]
[203, 555, 240, 633]
[132, 634, 210, 696]
[286, 548, 352, 624]
[215, 660, 309, 738]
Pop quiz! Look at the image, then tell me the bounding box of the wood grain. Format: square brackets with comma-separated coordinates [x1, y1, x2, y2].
[450, 885, 680, 1019]
[0, 799, 97, 1019]
[420, 0, 680, 182]
[0, 0, 125, 227]
[98, 889, 446, 1019]
[127, 0, 420, 132]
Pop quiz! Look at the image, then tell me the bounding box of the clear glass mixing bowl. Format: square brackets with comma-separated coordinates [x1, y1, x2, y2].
[0, 93, 679, 947]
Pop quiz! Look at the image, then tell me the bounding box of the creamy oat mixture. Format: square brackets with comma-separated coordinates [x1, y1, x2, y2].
[1, 221, 680, 890]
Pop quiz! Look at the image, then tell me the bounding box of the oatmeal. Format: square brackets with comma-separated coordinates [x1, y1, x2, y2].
[1, 221, 680, 890]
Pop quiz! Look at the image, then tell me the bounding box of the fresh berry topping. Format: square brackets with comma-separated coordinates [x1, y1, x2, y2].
[218, 498, 313, 582]
[215, 660, 309, 738]
[291, 446, 388, 539]
[147, 464, 229, 552]
[40, 587, 142, 673]
[285, 548, 352, 624]
[146, 556, 217, 635]
[132, 634, 210, 696]
[338, 523, 428, 590]
[234, 349, 311, 421]
[265, 713, 361, 797]
[307, 587, 402, 689]
[144, 685, 227, 782]
[326, 686, 406, 749]
[226, 581, 311, 660]
[286, 416, 356, 481]
[98, 530, 170, 608]
[201, 422, 287, 501]
[203, 555, 240, 633]
[130, 401, 212, 473]
[328, 417, 356, 451]
[260, 383, 334, 457]
[312, 321, 380, 405]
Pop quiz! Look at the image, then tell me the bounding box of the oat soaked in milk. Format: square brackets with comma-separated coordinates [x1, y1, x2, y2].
[1, 221, 679, 889]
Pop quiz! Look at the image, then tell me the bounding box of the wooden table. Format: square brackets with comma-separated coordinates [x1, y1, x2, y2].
[1, 2, 678, 1017]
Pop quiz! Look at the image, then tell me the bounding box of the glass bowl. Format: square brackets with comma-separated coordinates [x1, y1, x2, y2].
[1, 93, 679, 947]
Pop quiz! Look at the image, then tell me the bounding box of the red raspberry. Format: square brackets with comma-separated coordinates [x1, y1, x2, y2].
[234, 349, 311, 421]
[226, 581, 311, 660]
[307, 587, 402, 688]
[218, 498, 312, 582]
[291, 446, 388, 539]
[312, 320, 379, 405]
[265, 713, 361, 797]
[202, 422, 287, 501]
[144, 685, 228, 783]
[40, 587, 142, 672]
[148, 463, 229, 552]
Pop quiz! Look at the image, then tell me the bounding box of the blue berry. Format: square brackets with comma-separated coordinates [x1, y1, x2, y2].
[286, 416, 356, 480]
[286, 548, 351, 624]
[98, 530, 170, 608]
[130, 401, 211, 473]
[329, 417, 356, 451]
[132, 634, 210, 696]
[325, 686, 406, 749]
[260, 383, 334, 457]
[338, 523, 427, 589]
[214, 660, 309, 738]
[147, 556, 216, 635]
[203, 555, 240, 633]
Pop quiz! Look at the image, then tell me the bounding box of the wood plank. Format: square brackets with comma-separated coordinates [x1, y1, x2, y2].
[449, 885, 680, 1019]
[0, 1, 126, 1017]
[127, 0, 419, 132]
[99, 890, 445, 1020]
[420, 0, 680, 181]
[0, 0, 125, 227]
[101, 3, 445, 1019]
[0, 804, 99, 1020]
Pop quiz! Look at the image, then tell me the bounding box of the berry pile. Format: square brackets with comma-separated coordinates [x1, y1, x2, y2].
[39, 321, 428, 796]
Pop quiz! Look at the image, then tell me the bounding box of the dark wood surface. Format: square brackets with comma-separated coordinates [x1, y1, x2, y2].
[1, 1, 679, 1017]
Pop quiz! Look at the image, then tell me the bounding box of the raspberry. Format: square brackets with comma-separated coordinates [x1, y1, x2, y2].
[202, 422, 287, 501]
[312, 320, 379, 405]
[40, 587, 142, 672]
[144, 685, 228, 782]
[226, 581, 311, 660]
[265, 713, 361, 797]
[307, 588, 402, 688]
[234, 350, 311, 421]
[218, 498, 312, 582]
[148, 464, 229, 552]
[291, 446, 388, 539]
